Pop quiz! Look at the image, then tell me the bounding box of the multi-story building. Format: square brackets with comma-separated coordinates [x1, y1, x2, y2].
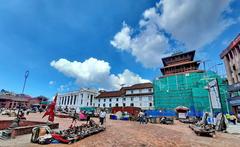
[220, 33, 240, 85]
[0, 89, 49, 109]
[56, 88, 98, 112]
[154, 50, 229, 116]
[95, 83, 153, 110]
[220, 33, 240, 118]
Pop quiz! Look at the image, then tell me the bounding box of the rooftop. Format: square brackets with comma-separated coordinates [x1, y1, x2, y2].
[220, 33, 240, 59]
[96, 83, 153, 98]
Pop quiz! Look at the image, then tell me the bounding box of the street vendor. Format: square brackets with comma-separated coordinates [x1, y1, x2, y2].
[230, 114, 237, 125]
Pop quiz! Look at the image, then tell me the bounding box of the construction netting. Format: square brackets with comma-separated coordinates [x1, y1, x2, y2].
[153, 71, 230, 116]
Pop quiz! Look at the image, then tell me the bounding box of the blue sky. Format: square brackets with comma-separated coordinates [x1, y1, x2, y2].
[0, 0, 239, 99]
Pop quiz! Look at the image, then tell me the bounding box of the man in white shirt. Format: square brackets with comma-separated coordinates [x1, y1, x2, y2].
[138, 111, 145, 124]
[99, 109, 106, 125]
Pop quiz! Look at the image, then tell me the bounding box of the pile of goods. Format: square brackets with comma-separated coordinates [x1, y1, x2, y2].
[159, 117, 174, 125]
[189, 113, 216, 137]
[31, 119, 105, 145]
[179, 117, 198, 124]
[0, 118, 21, 140]
[189, 123, 215, 137]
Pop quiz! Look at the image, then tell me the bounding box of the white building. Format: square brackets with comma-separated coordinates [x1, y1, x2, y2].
[56, 88, 98, 112]
[95, 83, 153, 110]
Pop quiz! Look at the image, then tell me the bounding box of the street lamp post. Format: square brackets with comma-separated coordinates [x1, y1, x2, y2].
[208, 63, 223, 75]
[17, 70, 29, 118]
[22, 70, 29, 94]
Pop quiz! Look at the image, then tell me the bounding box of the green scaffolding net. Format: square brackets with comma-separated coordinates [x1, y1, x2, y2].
[153, 71, 230, 115]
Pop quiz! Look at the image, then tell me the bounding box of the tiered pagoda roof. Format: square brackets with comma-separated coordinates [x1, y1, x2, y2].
[160, 50, 202, 76]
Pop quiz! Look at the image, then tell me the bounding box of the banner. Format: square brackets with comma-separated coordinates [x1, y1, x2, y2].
[208, 79, 221, 109]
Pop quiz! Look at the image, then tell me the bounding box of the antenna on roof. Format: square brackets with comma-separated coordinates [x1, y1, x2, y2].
[172, 49, 183, 56]
[120, 84, 125, 87]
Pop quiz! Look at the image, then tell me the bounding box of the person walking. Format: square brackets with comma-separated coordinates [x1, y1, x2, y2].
[138, 111, 144, 124]
[86, 113, 91, 124]
[99, 109, 106, 126]
[71, 110, 78, 126]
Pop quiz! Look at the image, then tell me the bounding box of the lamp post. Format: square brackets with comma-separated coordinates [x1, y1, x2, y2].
[18, 70, 29, 118]
[208, 63, 223, 74]
[22, 70, 29, 94]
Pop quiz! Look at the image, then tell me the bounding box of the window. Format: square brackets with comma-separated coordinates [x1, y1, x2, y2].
[123, 103, 126, 107]
[130, 103, 134, 107]
[104, 99, 106, 102]
[139, 89, 142, 93]
[109, 104, 111, 107]
[87, 102, 88, 106]
[109, 99, 112, 102]
[98, 104, 100, 107]
[116, 98, 119, 101]
[148, 96, 152, 101]
[103, 104, 105, 107]
[149, 103, 152, 107]
[98, 99, 100, 102]
[140, 103, 142, 106]
[131, 97, 134, 101]
[81, 99, 83, 104]
[148, 88, 152, 92]
[90, 95, 93, 105]
[131, 90, 133, 94]
[70, 96, 73, 105]
[115, 103, 118, 107]
[74, 95, 77, 105]
[81, 94, 83, 98]
[123, 98, 126, 101]
[139, 97, 142, 101]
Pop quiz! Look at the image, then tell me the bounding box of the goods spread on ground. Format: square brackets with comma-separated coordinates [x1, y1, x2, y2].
[31, 119, 105, 145]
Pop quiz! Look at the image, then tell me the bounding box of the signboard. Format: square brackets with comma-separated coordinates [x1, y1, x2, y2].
[178, 113, 186, 119]
[208, 79, 221, 109]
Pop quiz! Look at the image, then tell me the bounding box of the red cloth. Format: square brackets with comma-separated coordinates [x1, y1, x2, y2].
[42, 94, 57, 122]
[79, 112, 87, 120]
[51, 133, 70, 144]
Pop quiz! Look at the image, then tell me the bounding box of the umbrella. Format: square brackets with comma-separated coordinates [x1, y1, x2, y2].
[175, 106, 189, 111]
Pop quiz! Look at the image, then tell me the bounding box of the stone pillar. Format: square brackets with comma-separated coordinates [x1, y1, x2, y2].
[223, 55, 234, 85]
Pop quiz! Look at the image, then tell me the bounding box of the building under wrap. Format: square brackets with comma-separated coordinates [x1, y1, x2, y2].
[153, 51, 230, 116]
[153, 71, 229, 116]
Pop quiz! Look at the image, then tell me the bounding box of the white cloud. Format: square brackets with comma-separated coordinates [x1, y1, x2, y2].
[57, 82, 72, 92]
[156, 0, 233, 49]
[49, 81, 55, 85]
[111, 21, 170, 68]
[110, 22, 132, 51]
[111, 0, 235, 67]
[51, 58, 149, 90]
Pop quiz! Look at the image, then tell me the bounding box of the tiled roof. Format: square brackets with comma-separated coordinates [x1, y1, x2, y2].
[0, 95, 30, 102]
[123, 83, 152, 90]
[96, 83, 153, 98]
[125, 93, 153, 97]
